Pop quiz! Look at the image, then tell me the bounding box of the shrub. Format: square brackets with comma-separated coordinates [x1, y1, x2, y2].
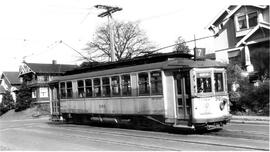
[0, 91, 15, 116]
[239, 81, 269, 116]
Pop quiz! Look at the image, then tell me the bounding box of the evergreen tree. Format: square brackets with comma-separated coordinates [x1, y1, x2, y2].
[15, 82, 33, 112]
[0, 91, 14, 115]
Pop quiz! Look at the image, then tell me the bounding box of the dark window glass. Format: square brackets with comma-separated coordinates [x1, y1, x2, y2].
[77, 80, 85, 98]
[150, 71, 163, 95]
[60, 82, 66, 98]
[196, 73, 212, 93]
[121, 74, 131, 96]
[112, 76, 120, 96]
[102, 77, 110, 97]
[238, 15, 247, 30]
[66, 81, 73, 98]
[94, 78, 101, 97]
[139, 72, 150, 95]
[85, 79, 92, 98]
[248, 12, 257, 27]
[214, 73, 224, 92]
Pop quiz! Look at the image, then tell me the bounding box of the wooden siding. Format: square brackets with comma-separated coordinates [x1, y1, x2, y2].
[60, 96, 165, 115]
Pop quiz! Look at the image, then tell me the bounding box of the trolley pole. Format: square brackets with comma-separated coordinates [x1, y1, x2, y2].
[95, 5, 122, 62]
[193, 34, 197, 61]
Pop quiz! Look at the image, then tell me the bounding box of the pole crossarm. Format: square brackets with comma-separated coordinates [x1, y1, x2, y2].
[95, 5, 122, 17]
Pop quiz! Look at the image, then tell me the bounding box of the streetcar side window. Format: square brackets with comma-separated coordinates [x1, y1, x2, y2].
[93, 78, 101, 97]
[214, 73, 224, 92]
[150, 71, 163, 95]
[102, 77, 110, 97]
[111, 76, 120, 96]
[60, 82, 66, 98]
[121, 74, 131, 96]
[138, 72, 150, 96]
[85, 79, 93, 98]
[66, 81, 73, 98]
[196, 72, 212, 93]
[77, 80, 85, 98]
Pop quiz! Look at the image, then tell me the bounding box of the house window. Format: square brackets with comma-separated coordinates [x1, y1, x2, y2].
[150, 71, 163, 95]
[238, 15, 247, 30]
[77, 80, 85, 98]
[121, 74, 131, 96]
[138, 72, 150, 96]
[102, 77, 110, 97]
[85, 79, 92, 98]
[237, 12, 258, 31]
[39, 87, 48, 98]
[248, 12, 258, 27]
[111, 76, 120, 96]
[32, 89, 36, 98]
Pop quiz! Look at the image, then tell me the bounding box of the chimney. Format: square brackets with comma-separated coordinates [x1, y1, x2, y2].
[52, 60, 57, 65]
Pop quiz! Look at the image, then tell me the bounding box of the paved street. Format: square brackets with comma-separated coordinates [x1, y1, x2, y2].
[0, 118, 269, 151]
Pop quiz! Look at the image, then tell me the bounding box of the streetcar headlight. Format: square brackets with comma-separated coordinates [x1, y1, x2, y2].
[220, 99, 227, 111]
[220, 102, 225, 110]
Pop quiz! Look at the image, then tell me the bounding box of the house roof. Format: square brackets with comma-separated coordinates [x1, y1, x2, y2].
[20, 62, 78, 75]
[236, 22, 270, 47]
[1, 71, 21, 85]
[207, 5, 268, 30]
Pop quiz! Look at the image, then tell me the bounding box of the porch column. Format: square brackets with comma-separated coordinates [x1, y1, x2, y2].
[244, 45, 254, 72]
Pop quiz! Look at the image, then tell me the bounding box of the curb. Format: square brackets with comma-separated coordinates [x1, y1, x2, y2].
[230, 119, 269, 125]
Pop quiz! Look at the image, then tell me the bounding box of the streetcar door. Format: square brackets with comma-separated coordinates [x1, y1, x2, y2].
[174, 71, 191, 120]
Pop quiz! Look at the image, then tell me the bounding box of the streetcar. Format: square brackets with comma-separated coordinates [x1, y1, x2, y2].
[49, 52, 231, 130]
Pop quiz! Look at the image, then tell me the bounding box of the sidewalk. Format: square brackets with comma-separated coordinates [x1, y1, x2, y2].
[231, 115, 269, 124]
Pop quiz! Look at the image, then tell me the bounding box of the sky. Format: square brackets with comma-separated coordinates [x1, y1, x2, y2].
[0, 0, 267, 73]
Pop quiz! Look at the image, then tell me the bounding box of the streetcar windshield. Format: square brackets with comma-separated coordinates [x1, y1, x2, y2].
[196, 72, 212, 93]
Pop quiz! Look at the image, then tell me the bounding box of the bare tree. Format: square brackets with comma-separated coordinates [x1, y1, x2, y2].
[84, 21, 156, 62]
[173, 36, 190, 54]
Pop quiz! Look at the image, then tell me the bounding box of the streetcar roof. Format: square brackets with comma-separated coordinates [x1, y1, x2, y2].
[50, 58, 226, 82]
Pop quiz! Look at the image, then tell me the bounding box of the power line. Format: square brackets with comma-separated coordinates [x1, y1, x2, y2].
[151, 35, 215, 52]
[58, 40, 94, 62]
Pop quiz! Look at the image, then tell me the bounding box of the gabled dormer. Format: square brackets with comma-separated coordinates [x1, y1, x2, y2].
[207, 5, 269, 51]
[233, 5, 267, 38]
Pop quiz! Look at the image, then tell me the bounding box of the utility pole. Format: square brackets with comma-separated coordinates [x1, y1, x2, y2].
[95, 5, 122, 62]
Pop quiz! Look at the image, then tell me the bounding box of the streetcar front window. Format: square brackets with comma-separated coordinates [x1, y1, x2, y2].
[196, 72, 212, 93]
[214, 73, 224, 92]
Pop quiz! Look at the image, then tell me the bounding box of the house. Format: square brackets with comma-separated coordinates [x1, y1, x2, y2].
[207, 5, 269, 78]
[18, 60, 77, 110]
[0, 71, 22, 102]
